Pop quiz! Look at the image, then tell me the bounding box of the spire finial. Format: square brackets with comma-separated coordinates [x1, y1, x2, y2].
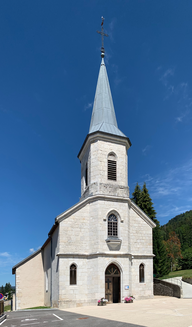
[97, 16, 108, 58]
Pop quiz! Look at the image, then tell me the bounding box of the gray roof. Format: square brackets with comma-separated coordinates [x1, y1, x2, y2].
[89, 58, 126, 138]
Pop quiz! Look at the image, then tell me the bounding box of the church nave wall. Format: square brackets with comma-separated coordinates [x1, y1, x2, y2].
[129, 207, 153, 255]
[59, 204, 90, 254]
[89, 199, 129, 253]
[131, 257, 154, 299]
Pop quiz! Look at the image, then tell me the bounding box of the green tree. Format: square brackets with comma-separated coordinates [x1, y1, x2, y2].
[164, 231, 183, 271]
[139, 183, 156, 220]
[132, 182, 169, 276]
[0, 285, 5, 295]
[4, 283, 12, 294]
[132, 183, 142, 206]
[178, 248, 192, 270]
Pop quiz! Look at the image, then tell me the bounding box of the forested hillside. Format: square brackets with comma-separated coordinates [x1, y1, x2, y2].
[161, 210, 192, 270]
[132, 182, 192, 274]
[161, 210, 192, 251]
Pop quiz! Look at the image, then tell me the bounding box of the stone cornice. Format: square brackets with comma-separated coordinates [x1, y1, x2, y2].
[56, 252, 155, 258]
[78, 131, 131, 162]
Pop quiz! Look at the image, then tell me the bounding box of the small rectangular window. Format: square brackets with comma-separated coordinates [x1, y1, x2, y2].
[108, 160, 117, 181]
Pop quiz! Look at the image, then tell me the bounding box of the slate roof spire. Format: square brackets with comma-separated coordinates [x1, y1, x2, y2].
[89, 55, 126, 138]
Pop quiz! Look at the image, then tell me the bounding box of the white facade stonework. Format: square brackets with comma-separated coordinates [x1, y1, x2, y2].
[12, 55, 156, 310]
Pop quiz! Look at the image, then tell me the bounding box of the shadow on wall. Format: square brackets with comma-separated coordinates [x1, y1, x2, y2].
[154, 278, 181, 298]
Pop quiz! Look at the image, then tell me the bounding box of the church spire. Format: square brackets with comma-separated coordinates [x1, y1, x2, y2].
[89, 18, 126, 138]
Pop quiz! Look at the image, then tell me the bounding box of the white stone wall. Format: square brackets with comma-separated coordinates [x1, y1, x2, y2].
[80, 144, 90, 195]
[60, 205, 90, 254]
[59, 257, 88, 308]
[90, 139, 128, 186]
[89, 199, 129, 253]
[58, 195, 154, 307]
[60, 198, 129, 254]
[58, 255, 132, 309]
[43, 227, 59, 308]
[80, 138, 129, 199]
[129, 207, 153, 255]
[131, 257, 154, 299]
[51, 226, 60, 307]
[43, 241, 51, 307]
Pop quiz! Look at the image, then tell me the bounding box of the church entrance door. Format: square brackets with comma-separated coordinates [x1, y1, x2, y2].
[105, 264, 120, 303]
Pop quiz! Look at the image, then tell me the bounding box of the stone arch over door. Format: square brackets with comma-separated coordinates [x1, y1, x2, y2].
[105, 263, 120, 303]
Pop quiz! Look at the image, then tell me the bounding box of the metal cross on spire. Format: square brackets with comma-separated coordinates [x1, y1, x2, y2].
[97, 16, 108, 58]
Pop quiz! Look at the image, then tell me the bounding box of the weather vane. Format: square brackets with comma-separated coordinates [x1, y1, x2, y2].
[97, 16, 108, 58]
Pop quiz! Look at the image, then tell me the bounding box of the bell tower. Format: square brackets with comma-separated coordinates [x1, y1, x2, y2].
[78, 18, 131, 200]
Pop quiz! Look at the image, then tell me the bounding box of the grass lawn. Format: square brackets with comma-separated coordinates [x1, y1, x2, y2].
[4, 305, 11, 312]
[159, 269, 192, 280]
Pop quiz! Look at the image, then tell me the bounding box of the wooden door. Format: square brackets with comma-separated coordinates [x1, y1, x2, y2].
[105, 277, 113, 303]
[113, 277, 120, 303]
[105, 264, 120, 303]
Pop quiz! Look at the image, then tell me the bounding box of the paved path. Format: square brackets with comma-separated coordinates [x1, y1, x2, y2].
[3, 297, 192, 327]
[63, 296, 192, 327]
[2, 309, 144, 327]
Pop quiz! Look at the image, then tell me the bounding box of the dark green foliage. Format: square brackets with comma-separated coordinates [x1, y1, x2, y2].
[0, 285, 4, 295]
[132, 183, 142, 206]
[131, 183, 169, 277]
[153, 226, 170, 276]
[139, 183, 157, 221]
[178, 248, 192, 270]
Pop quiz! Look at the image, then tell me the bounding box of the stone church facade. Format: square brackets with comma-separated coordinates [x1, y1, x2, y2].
[12, 51, 156, 310]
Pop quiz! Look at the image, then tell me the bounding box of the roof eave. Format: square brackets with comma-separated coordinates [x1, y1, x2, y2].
[128, 199, 156, 228]
[12, 248, 42, 275]
[78, 131, 131, 161]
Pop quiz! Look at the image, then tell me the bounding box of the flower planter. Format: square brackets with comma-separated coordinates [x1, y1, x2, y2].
[98, 301, 106, 306]
[124, 297, 134, 303]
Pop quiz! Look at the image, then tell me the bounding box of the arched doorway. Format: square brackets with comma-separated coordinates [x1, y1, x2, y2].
[105, 264, 120, 303]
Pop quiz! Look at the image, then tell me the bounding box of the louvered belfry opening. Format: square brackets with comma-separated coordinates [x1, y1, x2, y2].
[108, 153, 117, 181]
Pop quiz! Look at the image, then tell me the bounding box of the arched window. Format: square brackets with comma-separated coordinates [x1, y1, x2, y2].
[108, 214, 118, 237]
[139, 264, 144, 283]
[108, 153, 117, 181]
[70, 264, 77, 285]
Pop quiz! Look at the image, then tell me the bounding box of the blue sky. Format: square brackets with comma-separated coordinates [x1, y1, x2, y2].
[0, 0, 192, 286]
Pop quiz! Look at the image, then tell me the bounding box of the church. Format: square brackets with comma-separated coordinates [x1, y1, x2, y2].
[12, 27, 156, 310]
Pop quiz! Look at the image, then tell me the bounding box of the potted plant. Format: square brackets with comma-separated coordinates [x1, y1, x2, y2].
[98, 297, 107, 306]
[124, 296, 134, 303]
